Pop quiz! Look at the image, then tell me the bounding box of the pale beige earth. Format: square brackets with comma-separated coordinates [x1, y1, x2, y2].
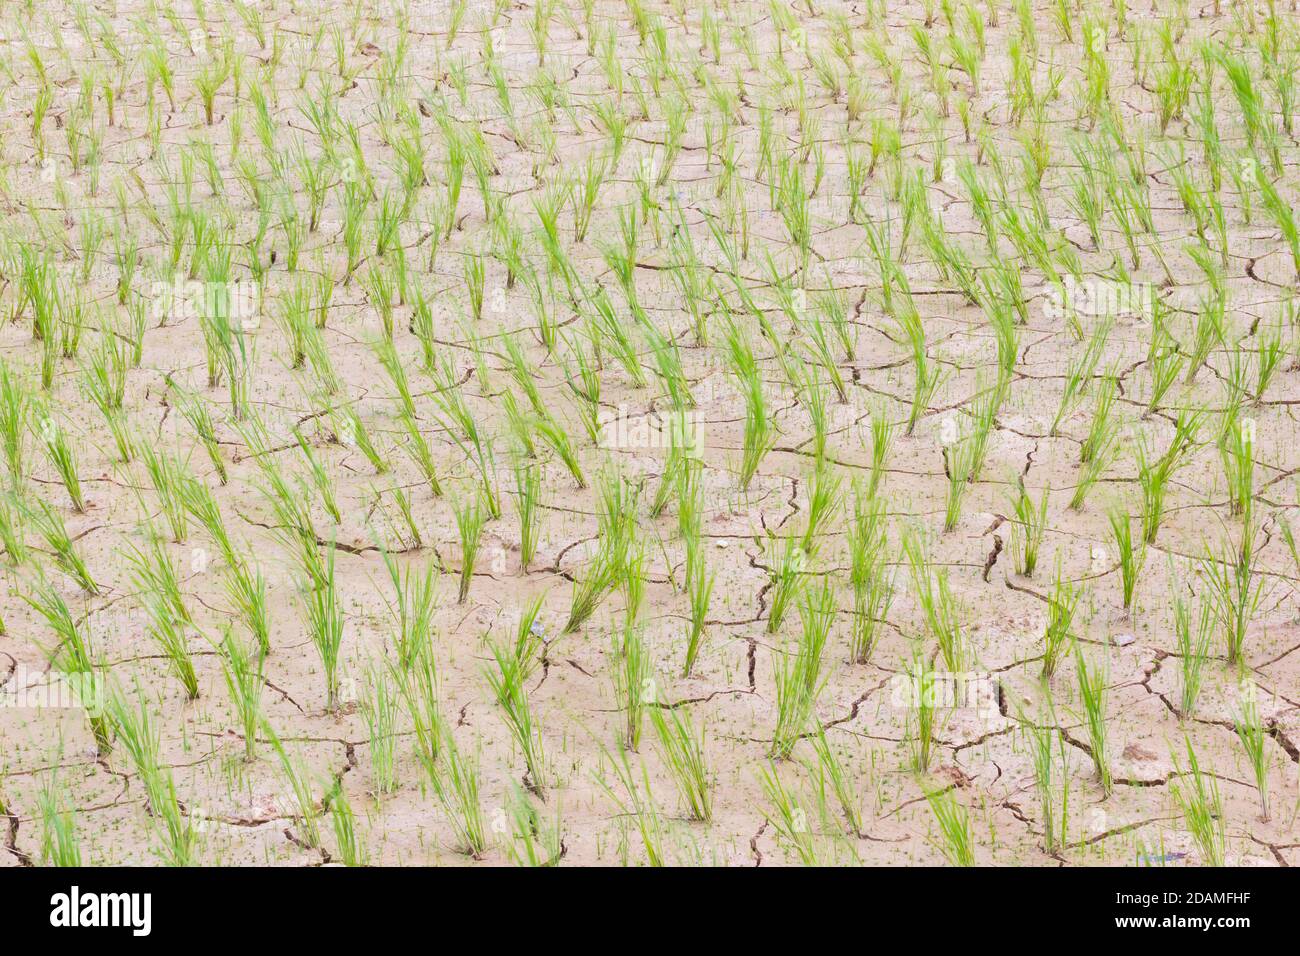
[1, 0, 1299, 867]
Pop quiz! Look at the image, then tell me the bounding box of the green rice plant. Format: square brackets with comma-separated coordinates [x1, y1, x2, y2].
[1008, 480, 1049, 578]
[83, 331, 132, 463]
[429, 722, 488, 858]
[942, 435, 975, 533]
[36, 770, 81, 866]
[1052, 318, 1111, 436]
[1041, 559, 1079, 681]
[757, 762, 818, 865]
[724, 320, 775, 490]
[1173, 586, 1214, 719]
[897, 306, 942, 436]
[266, 724, 322, 849]
[1078, 373, 1119, 467]
[377, 546, 437, 672]
[302, 540, 345, 711]
[485, 637, 546, 794]
[847, 489, 894, 664]
[138, 443, 190, 543]
[904, 643, 940, 774]
[335, 406, 388, 474]
[1219, 415, 1254, 521]
[765, 534, 805, 635]
[1255, 318, 1284, 403]
[924, 787, 974, 866]
[463, 252, 486, 321]
[1234, 688, 1270, 821]
[219, 626, 263, 762]
[770, 612, 828, 761]
[806, 727, 863, 836]
[1169, 737, 1224, 866]
[867, 406, 895, 499]
[1137, 409, 1202, 543]
[597, 747, 668, 867]
[429, 356, 497, 512]
[1186, 295, 1225, 383]
[800, 462, 842, 557]
[564, 539, 617, 635]
[35, 412, 85, 513]
[25, 577, 94, 677]
[0, 495, 27, 565]
[358, 664, 400, 796]
[452, 492, 488, 604]
[613, 626, 652, 752]
[294, 429, 340, 525]
[398, 410, 443, 499]
[512, 458, 541, 572]
[106, 691, 198, 865]
[1257, 166, 1300, 279]
[1107, 507, 1144, 612]
[172, 388, 225, 484]
[224, 556, 269, 658]
[903, 529, 965, 672]
[326, 781, 366, 866]
[1145, 329, 1185, 415]
[649, 699, 711, 822]
[0, 362, 29, 487]
[534, 414, 585, 490]
[126, 535, 198, 699]
[681, 495, 715, 678]
[1026, 707, 1069, 854]
[1074, 644, 1111, 795]
[1200, 533, 1264, 666]
[26, 498, 97, 594]
[502, 787, 563, 867]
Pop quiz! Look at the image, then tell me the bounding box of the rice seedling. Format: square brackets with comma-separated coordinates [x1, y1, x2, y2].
[326, 782, 366, 866]
[924, 787, 974, 866]
[37, 770, 82, 867]
[1074, 644, 1111, 795]
[1025, 706, 1069, 854]
[302, 540, 345, 711]
[502, 787, 564, 867]
[649, 699, 711, 822]
[1137, 409, 1202, 543]
[847, 489, 894, 665]
[1200, 529, 1265, 666]
[125, 534, 198, 699]
[266, 724, 323, 850]
[35, 412, 85, 513]
[106, 691, 199, 865]
[26, 497, 98, 594]
[1008, 480, 1049, 578]
[219, 626, 263, 762]
[765, 534, 805, 635]
[428, 723, 489, 858]
[452, 492, 487, 605]
[769, 606, 829, 762]
[485, 637, 546, 794]
[1107, 507, 1144, 613]
[1234, 688, 1270, 822]
[903, 529, 966, 672]
[1041, 560, 1078, 681]
[1170, 737, 1225, 866]
[756, 762, 820, 865]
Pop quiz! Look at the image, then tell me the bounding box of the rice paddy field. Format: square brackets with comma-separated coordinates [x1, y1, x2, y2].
[1, 0, 1299, 868]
